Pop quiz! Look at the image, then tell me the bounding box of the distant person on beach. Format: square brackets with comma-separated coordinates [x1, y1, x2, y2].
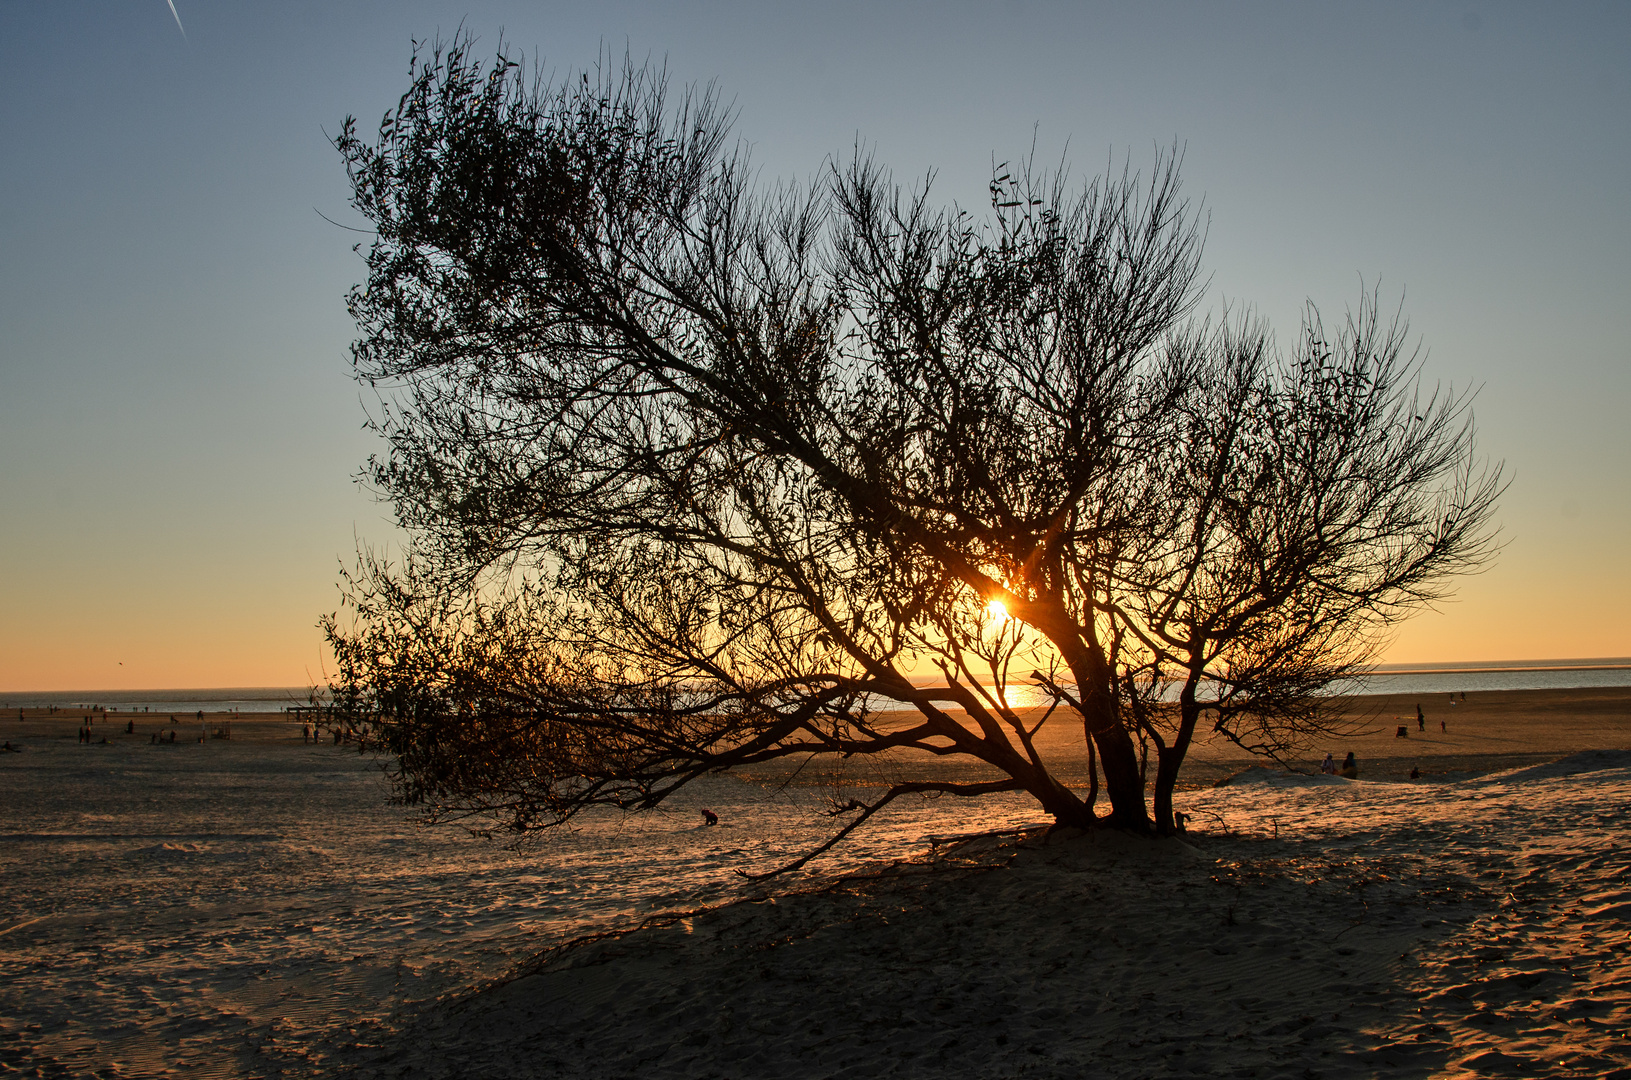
[1416, 704, 1425, 731]
[701, 808, 719, 826]
[1340, 752, 1358, 779]
[2, 741, 17, 752]
[1441, 719, 1447, 733]
[1410, 766, 1421, 779]
[1320, 752, 1336, 775]
[126, 719, 134, 734]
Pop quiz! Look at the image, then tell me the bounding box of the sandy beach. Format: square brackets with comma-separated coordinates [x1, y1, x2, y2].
[387, 759, 1631, 1080]
[2, 687, 1629, 1078]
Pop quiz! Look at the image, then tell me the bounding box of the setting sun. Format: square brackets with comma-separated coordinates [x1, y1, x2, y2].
[986, 599, 1009, 621]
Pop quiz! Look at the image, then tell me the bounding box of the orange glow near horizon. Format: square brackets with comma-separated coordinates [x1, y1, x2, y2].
[0, 541, 1626, 692]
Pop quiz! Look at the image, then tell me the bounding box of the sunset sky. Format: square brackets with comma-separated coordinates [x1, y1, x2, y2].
[1, 1, 1626, 691]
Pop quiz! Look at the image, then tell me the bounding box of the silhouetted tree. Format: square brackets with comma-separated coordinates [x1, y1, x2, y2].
[324, 36, 1502, 857]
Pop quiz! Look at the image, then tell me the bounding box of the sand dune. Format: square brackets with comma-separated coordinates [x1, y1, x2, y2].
[330, 750, 1631, 1079]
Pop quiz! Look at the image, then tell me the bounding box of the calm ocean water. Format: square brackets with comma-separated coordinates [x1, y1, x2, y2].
[4, 659, 1627, 714]
[1331, 659, 1631, 698]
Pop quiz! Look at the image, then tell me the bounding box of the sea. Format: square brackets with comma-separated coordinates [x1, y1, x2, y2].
[1333, 658, 1631, 697]
[3, 658, 1627, 713]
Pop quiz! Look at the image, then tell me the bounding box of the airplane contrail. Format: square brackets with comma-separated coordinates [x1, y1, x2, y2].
[166, 0, 186, 39]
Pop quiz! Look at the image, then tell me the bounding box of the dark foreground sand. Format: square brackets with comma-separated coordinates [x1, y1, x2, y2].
[347, 752, 1631, 1080]
[325, 688, 1631, 1080]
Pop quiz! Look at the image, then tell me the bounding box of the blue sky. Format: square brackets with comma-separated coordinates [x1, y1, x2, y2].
[1, 1, 1626, 689]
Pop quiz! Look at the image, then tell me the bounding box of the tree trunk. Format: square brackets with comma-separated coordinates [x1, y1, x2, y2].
[1152, 747, 1181, 834]
[1079, 697, 1147, 830]
[1037, 600, 1149, 830]
[1064, 636, 1149, 831]
[1084, 734, 1099, 815]
[1095, 725, 1147, 828]
[1152, 697, 1202, 835]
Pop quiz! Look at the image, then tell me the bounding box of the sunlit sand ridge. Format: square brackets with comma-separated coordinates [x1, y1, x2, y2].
[1, 688, 1628, 1077]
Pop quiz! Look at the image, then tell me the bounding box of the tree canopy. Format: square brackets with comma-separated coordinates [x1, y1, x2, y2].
[325, 37, 1503, 861]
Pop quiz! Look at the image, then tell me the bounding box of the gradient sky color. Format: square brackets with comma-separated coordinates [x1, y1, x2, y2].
[1, 2, 1627, 691]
